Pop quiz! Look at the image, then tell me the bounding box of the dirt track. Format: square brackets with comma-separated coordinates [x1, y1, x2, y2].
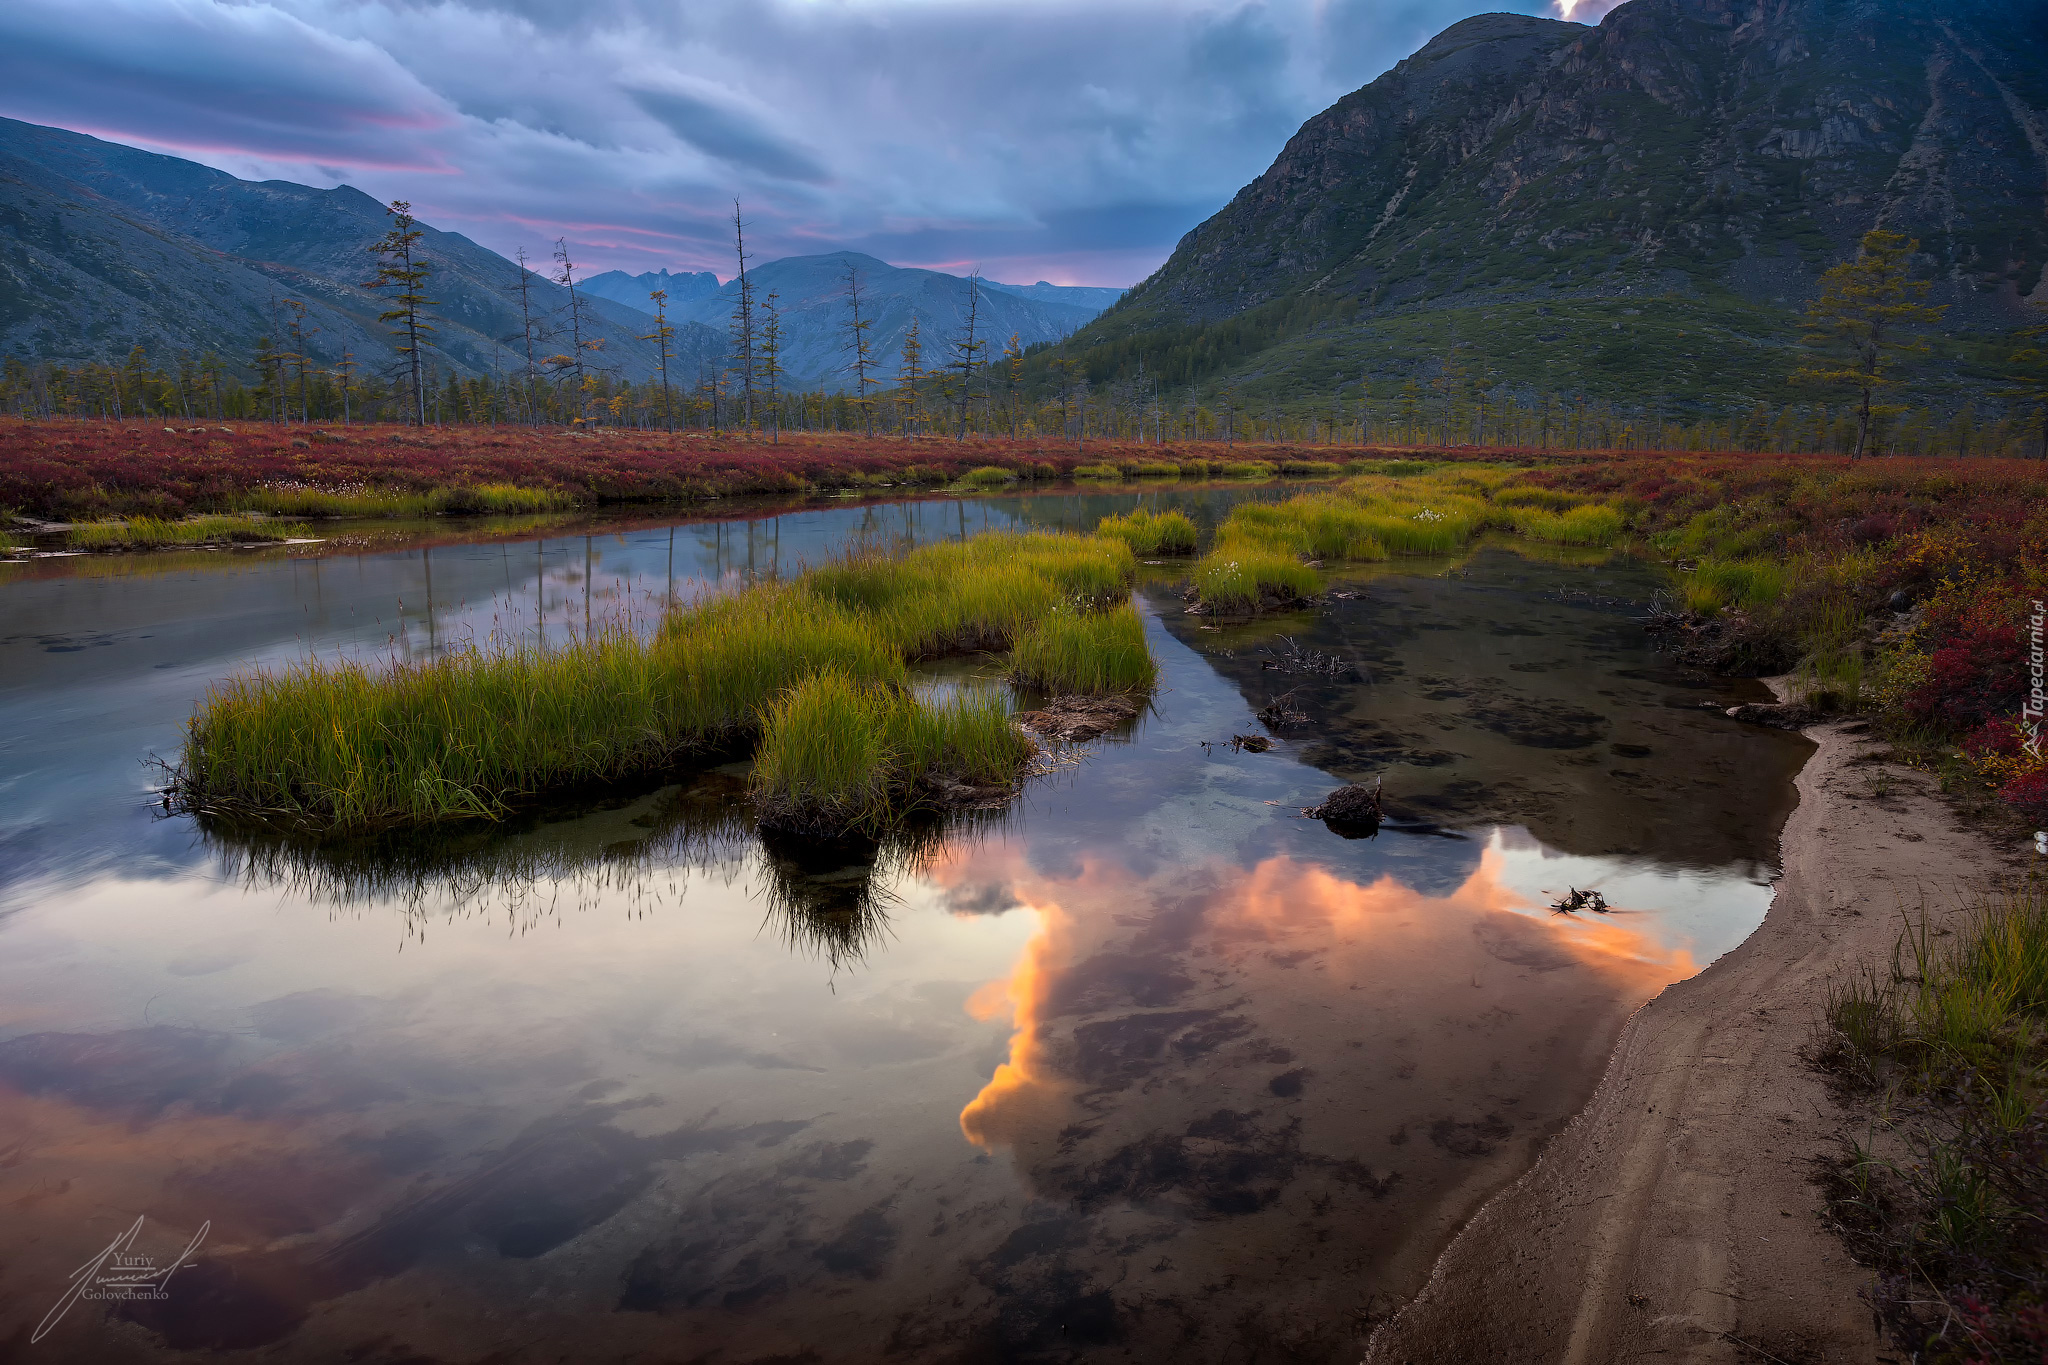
[1365, 702, 2020, 1365]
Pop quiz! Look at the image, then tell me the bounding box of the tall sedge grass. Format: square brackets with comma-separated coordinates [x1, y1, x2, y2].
[1193, 549, 1321, 614]
[68, 514, 306, 549]
[1682, 558, 1785, 614]
[1185, 467, 1624, 612]
[174, 530, 1148, 836]
[1511, 503, 1625, 546]
[750, 673, 1031, 833]
[957, 466, 1018, 488]
[233, 483, 573, 518]
[1010, 602, 1156, 693]
[1096, 508, 1198, 555]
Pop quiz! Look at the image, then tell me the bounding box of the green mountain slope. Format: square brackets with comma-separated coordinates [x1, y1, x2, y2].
[0, 118, 723, 381]
[1048, 0, 2048, 416]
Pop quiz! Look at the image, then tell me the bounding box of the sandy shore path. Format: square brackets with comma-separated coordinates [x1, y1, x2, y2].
[1365, 706, 2020, 1365]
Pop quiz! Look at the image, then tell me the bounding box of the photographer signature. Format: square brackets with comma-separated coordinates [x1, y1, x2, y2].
[32, 1216, 208, 1343]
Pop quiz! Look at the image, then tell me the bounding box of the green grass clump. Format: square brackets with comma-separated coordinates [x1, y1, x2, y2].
[1811, 883, 2048, 1352]
[1128, 461, 1181, 477]
[1682, 558, 1785, 614]
[68, 514, 305, 549]
[958, 466, 1019, 488]
[1010, 603, 1156, 693]
[1096, 508, 1199, 556]
[1192, 549, 1321, 614]
[234, 483, 571, 518]
[1276, 460, 1343, 476]
[431, 484, 572, 514]
[1221, 461, 1277, 478]
[1511, 503, 1624, 546]
[174, 530, 1150, 837]
[748, 673, 1031, 834]
[1072, 463, 1122, 479]
[0, 528, 21, 553]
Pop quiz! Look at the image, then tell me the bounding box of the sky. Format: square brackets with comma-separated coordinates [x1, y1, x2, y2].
[0, 0, 1625, 287]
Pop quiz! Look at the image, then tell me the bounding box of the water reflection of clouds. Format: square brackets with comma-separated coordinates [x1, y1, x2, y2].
[946, 838, 1707, 1156]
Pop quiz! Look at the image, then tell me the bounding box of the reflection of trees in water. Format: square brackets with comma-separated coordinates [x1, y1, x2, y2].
[198, 772, 1007, 968]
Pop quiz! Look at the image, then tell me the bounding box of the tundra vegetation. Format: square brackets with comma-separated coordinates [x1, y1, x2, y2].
[168, 532, 1149, 838]
[1814, 883, 2048, 1362]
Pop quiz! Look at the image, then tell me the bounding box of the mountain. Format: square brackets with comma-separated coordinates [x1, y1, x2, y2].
[1052, 0, 2048, 413]
[0, 117, 724, 381]
[581, 268, 722, 312]
[982, 280, 1127, 313]
[663, 251, 1105, 390]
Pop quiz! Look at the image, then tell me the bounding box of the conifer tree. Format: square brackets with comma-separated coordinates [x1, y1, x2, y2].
[550, 239, 605, 388]
[1002, 332, 1023, 439]
[947, 272, 986, 440]
[1793, 228, 1947, 458]
[728, 201, 758, 428]
[282, 299, 318, 423]
[759, 289, 783, 445]
[841, 262, 877, 436]
[366, 202, 438, 425]
[896, 318, 924, 435]
[641, 289, 678, 435]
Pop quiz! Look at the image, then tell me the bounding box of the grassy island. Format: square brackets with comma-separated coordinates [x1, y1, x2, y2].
[1182, 465, 1626, 612]
[169, 531, 1152, 837]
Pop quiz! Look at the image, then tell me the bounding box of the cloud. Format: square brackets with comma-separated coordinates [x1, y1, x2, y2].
[624, 78, 830, 184]
[1550, 0, 1627, 20]
[0, 0, 1558, 286]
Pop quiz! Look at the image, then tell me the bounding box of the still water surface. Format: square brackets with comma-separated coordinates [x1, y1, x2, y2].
[0, 488, 1810, 1363]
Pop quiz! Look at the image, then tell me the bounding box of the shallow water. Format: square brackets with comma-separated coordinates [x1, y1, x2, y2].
[0, 490, 1809, 1363]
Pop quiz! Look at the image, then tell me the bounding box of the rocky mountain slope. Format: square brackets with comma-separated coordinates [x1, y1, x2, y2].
[668, 252, 1102, 390]
[581, 268, 722, 312]
[1054, 0, 2048, 412]
[0, 118, 722, 381]
[592, 252, 1111, 390]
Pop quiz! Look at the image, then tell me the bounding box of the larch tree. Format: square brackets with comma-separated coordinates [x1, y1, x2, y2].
[366, 201, 438, 426]
[641, 288, 678, 435]
[759, 289, 783, 445]
[841, 261, 878, 436]
[550, 239, 606, 392]
[946, 272, 987, 440]
[1792, 228, 1947, 458]
[896, 318, 924, 435]
[728, 201, 758, 429]
[508, 247, 547, 426]
[1002, 332, 1023, 439]
[283, 298, 318, 423]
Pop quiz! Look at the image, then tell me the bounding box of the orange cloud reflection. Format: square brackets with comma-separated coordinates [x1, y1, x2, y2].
[952, 844, 1697, 1152]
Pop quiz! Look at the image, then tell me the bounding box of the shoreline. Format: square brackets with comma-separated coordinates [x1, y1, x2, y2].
[1365, 692, 2022, 1364]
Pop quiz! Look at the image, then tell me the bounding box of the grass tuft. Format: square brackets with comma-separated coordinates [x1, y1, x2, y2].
[1096, 507, 1198, 556]
[68, 514, 306, 549]
[1010, 602, 1156, 693]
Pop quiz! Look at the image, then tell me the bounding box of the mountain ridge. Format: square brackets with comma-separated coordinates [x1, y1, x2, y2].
[1053, 0, 2048, 414]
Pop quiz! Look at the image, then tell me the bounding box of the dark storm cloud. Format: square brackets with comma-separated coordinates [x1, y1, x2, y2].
[0, 0, 1571, 285]
[625, 82, 830, 185]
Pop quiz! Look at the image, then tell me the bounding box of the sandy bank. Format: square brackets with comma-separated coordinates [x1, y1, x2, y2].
[1365, 701, 2023, 1364]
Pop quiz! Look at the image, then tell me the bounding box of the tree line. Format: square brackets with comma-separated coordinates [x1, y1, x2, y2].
[3, 216, 2041, 459]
